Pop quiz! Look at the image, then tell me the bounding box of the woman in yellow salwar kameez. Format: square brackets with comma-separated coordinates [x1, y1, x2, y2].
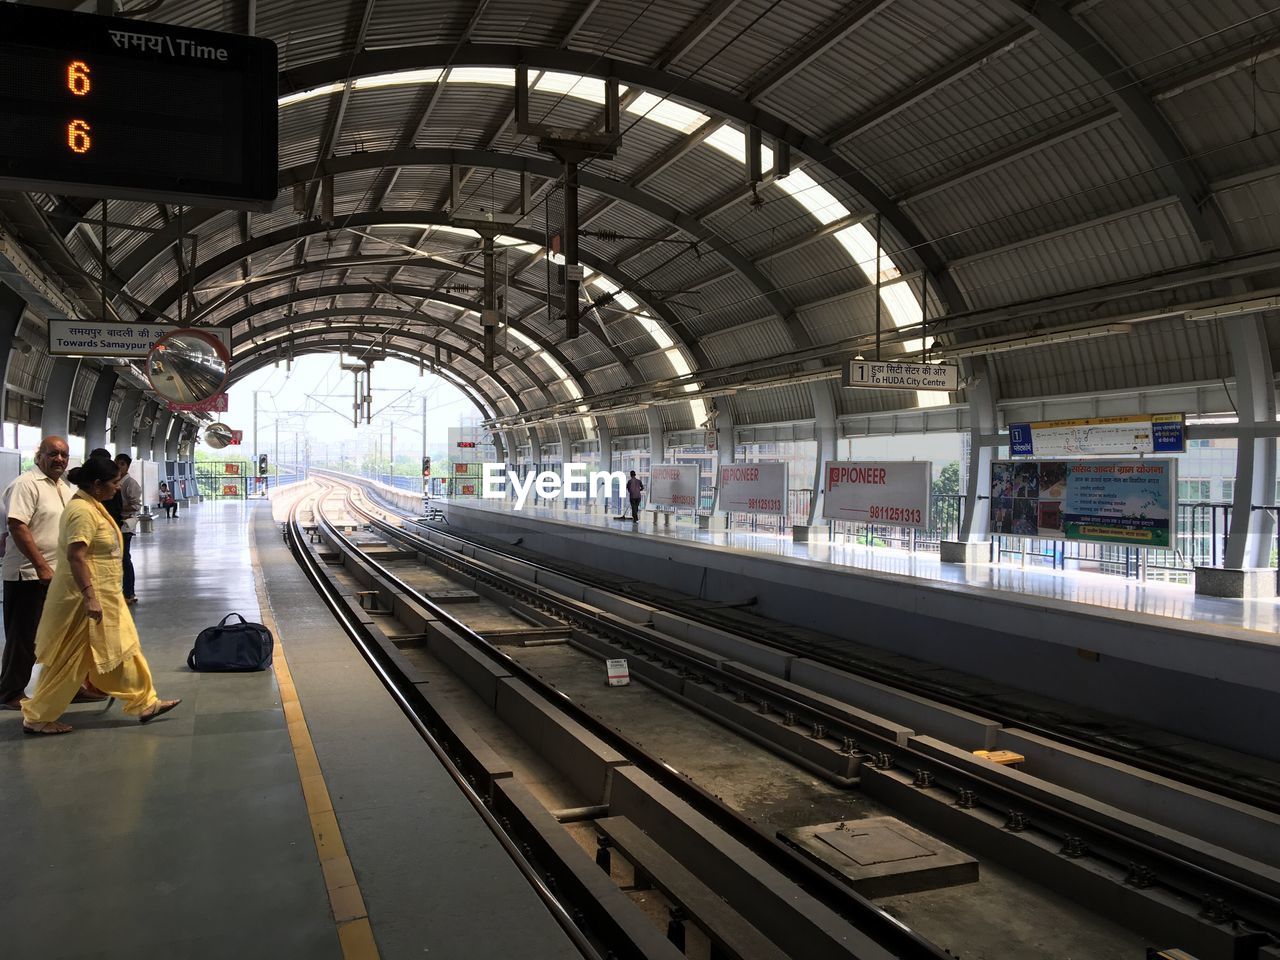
[21, 457, 180, 735]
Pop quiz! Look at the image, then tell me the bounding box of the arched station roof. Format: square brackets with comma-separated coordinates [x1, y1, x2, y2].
[9, 0, 1280, 439]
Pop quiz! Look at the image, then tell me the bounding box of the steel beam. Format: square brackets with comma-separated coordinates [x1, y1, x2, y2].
[275, 44, 969, 312]
[646, 407, 665, 473]
[232, 340, 500, 420]
[145, 209, 711, 372]
[996, 0, 1232, 256]
[216, 284, 593, 401]
[236, 313, 541, 408]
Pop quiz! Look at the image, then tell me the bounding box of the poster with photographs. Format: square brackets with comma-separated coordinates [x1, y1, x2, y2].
[990, 459, 1175, 548]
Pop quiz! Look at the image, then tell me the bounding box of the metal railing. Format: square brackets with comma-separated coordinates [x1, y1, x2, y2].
[827, 494, 966, 552]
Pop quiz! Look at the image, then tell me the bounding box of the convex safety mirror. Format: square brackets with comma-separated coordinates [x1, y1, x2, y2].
[204, 422, 235, 449]
[147, 328, 229, 404]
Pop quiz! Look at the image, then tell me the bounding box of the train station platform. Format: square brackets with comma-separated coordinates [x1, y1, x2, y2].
[0, 499, 577, 960]
[438, 498, 1280, 762]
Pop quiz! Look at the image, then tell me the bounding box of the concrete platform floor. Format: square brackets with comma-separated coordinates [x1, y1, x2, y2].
[0, 500, 578, 960]
[447, 498, 1280, 636]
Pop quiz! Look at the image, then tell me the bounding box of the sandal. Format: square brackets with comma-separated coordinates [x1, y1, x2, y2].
[138, 699, 182, 724]
[23, 721, 73, 735]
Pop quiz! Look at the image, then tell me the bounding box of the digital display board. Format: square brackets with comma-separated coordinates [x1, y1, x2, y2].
[0, 5, 277, 210]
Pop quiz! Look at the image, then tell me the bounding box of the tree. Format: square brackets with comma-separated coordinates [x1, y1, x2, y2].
[932, 460, 961, 498]
[931, 461, 962, 538]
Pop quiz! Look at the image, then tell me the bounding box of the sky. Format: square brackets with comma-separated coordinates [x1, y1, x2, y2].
[214, 354, 481, 463]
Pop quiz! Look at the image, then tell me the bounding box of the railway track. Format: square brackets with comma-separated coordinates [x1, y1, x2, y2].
[290, 476, 1280, 959]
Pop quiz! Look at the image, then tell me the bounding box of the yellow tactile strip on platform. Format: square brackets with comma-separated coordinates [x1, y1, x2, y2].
[250, 532, 380, 960]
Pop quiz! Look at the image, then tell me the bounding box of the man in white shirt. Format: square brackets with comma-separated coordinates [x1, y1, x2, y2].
[0, 436, 71, 709]
[116, 453, 142, 603]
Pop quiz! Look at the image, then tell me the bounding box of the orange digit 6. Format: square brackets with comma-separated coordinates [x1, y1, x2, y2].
[68, 120, 92, 154]
[67, 60, 91, 96]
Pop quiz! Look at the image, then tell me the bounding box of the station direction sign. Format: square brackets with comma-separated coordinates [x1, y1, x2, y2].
[844, 360, 957, 392]
[49, 319, 231, 358]
[1008, 414, 1185, 457]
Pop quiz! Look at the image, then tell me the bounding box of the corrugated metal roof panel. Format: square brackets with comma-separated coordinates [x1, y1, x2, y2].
[755, 0, 1017, 137]
[761, 241, 868, 310]
[335, 86, 424, 154]
[469, 0, 582, 45]
[1214, 170, 1280, 253]
[258, 0, 356, 70]
[1081, 1, 1280, 85]
[842, 33, 1101, 195]
[699, 317, 795, 366]
[906, 119, 1167, 261]
[677, 0, 844, 93]
[994, 316, 1232, 399]
[565, 0, 710, 65]
[279, 97, 332, 168]
[363, 0, 470, 49]
[1162, 65, 1280, 182]
[949, 200, 1203, 310]
[644, 148, 753, 219]
[728, 382, 813, 425]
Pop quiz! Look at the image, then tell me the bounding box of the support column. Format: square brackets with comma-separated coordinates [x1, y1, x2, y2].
[84, 368, 117, 456]
[1199, 315, 1278, 597]
[40, 358, 80, 439]
[557, 421, 574, 509]
[136, 401, 158, 460]
[595, 417, 613, 512]
[708, 407, 736, 527]
[595, 418, 613, 472]
[645, 407, 664, 470]
[526, 425, 542, 466]
[111, 388, 142, 459]
[942, 356, 999, 564]
[798, 382, 837, 541]
[149, 409, 171, 462]
[491, 431, 506, 463]
[166, 415, 183, 461]
[0, 286, 24, 426]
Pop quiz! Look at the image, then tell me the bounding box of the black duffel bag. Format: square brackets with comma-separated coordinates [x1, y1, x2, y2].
[187, 613, 274, 672]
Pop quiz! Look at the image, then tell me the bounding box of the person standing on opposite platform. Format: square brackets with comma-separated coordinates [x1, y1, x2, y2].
[20, 456, 180, 735]
[626, 470, 644, 523]
[116, 454, 141, 604]
[0, 436, 74, 710]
